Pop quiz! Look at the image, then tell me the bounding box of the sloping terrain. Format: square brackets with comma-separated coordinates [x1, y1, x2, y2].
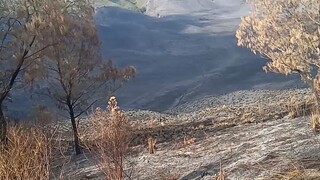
[128, 116, 320, 180]
[95, 0, 304, 112]
[5, 0, 305, 119]
[53, 88, 320, 180]
[93, 0, 147, 12]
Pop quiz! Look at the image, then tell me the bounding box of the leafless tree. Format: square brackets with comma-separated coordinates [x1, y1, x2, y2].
[40, 0, 136, 154]
[0, 0, 61, 142]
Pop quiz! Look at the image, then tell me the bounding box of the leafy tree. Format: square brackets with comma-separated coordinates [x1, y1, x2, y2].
[236, 0, 320, 132]
[41, 0, 136, 154]
[0, 0, 59, 142]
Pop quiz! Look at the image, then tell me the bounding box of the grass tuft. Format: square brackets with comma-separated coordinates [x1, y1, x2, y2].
[0, 126, 52, 179]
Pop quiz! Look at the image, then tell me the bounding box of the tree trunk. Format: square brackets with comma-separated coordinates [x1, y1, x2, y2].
[0, 103, 7, 143]
[311, 82, 320, 133]
[67, 102, 82, 155]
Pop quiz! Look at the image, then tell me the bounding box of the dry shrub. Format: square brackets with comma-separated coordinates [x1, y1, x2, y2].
[286, 97, 312, 119]
[146, 117, 156, 128]
[147, 137, 157, 154]
[0, 125, 52, 180]
[274, 167, 320, 180]
[274, 169, 305, 180]
[311, 106, 320, 134]
[86, 96, 131, 180]
[183, 136, 196, 146]
[215, 162, 226, 180]
[239, 106, 256, 121]
[270, 160, 317, 180]
[284, 96, 320, 133]
[247, 156, 320, 180]
[287, 97, 300, 119]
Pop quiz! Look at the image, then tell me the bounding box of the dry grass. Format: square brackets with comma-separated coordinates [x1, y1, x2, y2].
[272, 167, 320, 180]
[85, 96, 131, 180]
[274, 170, 305, 180]
[3, 92, 320, 180]
[286, 97, 312, 119]
[244, 157, 320, 180]
[214, 162, 226, 180]
[283, 95, 320, 134]
[285, 96, 320, 134]
[0, 125, 52, 180]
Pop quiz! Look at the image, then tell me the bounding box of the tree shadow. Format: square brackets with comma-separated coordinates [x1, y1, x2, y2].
[180, 162, 218, 180]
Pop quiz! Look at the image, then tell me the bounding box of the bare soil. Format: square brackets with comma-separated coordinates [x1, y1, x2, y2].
[53, 89, 320, 180]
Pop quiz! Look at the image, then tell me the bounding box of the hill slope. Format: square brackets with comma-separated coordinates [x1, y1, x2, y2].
[93, 0, 147, 12]
[94, 0, 304, 112]
[56, 88, 320, 180]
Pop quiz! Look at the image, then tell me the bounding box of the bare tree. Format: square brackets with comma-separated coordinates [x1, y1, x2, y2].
[236, 0, 320, 132]
[0, 0, 61, 142]
[40, 0, 136, 154]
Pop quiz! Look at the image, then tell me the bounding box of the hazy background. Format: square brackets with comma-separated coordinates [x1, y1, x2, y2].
[94, 0, 303, 112]
[6, 0, 304, 119]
